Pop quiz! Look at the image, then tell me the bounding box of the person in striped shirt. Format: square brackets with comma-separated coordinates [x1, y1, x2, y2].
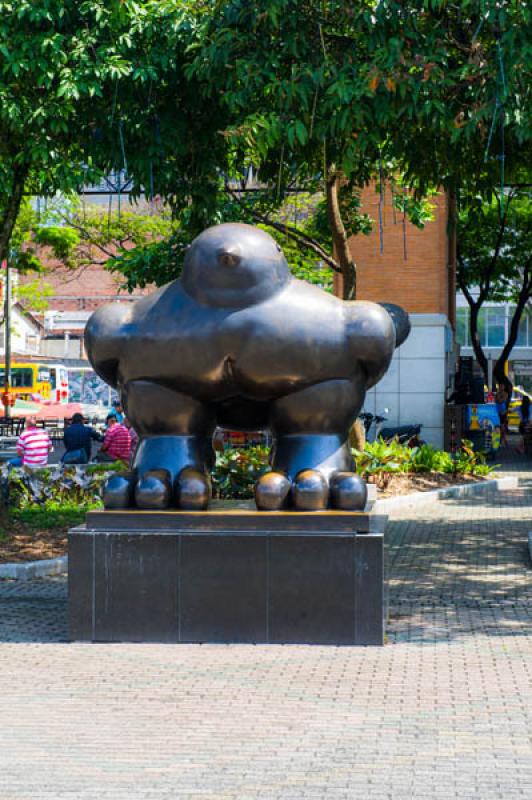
[96, 414, 131, 464]
[16, 416, 53, 468]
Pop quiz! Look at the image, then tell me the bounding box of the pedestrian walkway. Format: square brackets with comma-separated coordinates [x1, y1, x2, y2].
[0, 464, 531, 798]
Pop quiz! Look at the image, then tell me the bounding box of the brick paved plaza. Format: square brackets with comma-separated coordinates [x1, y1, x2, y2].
[1, 465, 531, 799]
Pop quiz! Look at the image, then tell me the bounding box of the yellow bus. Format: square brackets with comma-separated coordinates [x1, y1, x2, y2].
[48, 363, 70, 404]
[0, 362, 69, 403]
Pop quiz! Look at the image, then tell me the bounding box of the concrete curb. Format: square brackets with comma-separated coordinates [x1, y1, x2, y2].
[374, 475, 518, 512]
[0, 555, 67, 581]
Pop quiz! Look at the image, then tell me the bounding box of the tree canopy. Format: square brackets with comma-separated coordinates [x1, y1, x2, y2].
[182, 0, 531, 296]
[0, 0, 170, 266]
[0, 1, 530, 301]
[457, 189, 532, 386]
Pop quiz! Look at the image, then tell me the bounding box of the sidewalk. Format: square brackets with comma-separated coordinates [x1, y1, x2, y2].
[0, 455, 531, 799]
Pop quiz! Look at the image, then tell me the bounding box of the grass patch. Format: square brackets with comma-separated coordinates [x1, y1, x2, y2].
[0, 501, 101, 538]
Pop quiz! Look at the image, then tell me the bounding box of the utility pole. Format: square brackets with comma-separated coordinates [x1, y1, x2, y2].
[3, 253, 11, 419]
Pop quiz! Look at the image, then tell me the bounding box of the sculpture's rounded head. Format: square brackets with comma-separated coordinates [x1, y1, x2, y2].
[181, 223, 290, 308]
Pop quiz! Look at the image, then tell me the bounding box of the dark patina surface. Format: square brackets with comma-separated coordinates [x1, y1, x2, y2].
[69, 505, 385, 645]
[85, 223, 409, 511]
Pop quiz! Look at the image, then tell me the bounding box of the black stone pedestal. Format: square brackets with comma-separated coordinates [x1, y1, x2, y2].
[68, 504, 386, 646]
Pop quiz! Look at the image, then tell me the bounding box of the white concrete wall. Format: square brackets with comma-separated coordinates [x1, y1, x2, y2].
[41, 337, 84, 359]
[0, 309, 42, 356]
[364, 313, 452, 449]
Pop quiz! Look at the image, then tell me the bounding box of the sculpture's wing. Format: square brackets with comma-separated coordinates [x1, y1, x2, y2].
[345, 301, 396, 390]
[84, 303, 131, 389]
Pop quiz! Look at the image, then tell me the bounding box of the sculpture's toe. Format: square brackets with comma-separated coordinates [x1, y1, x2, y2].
[254, 471, 291, 511]
[175, 467, 210, 510]
[103, 473, 134, 509]
[329, 471, 367, 510]
[292, 469, 328, 511]
[135, 469, 172, 510]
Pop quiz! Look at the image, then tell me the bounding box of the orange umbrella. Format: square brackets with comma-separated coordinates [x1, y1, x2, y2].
[1, 401, 82, 420]
[35, 402, 82, 420]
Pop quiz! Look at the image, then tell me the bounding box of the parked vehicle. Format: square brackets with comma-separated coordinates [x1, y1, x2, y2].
[0, 362, 52, 402]
[507, 387, 532, 431]
[358, 409, 424, 447]
[380, 423, 424, 447]
[49, 364, 69, 404]
[359, 411, 388, 442]
[0, 361, 70, 405]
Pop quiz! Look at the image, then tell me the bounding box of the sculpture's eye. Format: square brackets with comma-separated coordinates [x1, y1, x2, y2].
[218, 250, 241, 268]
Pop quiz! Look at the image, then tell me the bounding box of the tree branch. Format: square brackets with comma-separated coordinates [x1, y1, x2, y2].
[456, 248, 478, 310]
[55, 210, 116, 260]
[225, 187, 341, 273]
[326, 169, 357, 299]
[480, 191, 516, 299]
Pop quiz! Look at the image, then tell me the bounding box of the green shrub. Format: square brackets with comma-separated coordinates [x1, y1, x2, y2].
[409, 444, 454, 473]
[453, 439, 496, 476]
[212, 446, 270, 499]
[353, 438, 494, 477]
[352, 438, 411, 477]
[0, 437, 495, 519]
[0, 462, 122, 510]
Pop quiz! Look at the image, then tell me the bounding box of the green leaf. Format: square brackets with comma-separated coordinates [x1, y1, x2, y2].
[295, 119, 307, 145]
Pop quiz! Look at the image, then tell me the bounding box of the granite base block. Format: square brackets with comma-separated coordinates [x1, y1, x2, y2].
[68, 506, 385, 646]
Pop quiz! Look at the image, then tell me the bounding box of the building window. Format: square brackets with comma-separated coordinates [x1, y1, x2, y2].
[511, 307, 530, 348]
[486, 307, 506, 347]
[457, 304, 531, 349]
[26, 334, 38, 352]
[475, 307, 487, 347]
[456, 307, 469, 346]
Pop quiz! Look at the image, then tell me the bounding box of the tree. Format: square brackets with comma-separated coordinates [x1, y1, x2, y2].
[184, 0, 531, 298]
[0, 0, 163, 269]
[81, 0, 437, 294]
[17, 199, 175, 290]
[0, 202, 54, 353]
[3, 1, 530, 305]
[23, 194, 337, 293]
[457, 190, 532, 388]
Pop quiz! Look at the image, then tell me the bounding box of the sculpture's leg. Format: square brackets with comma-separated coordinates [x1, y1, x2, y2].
[255, 379, 367, 511]
[103, 380, 215, 510]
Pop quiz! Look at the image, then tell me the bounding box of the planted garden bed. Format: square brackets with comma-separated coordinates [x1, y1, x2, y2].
[0, 440, 494, 563]
[375, 472, 485, 498]
[0, 462, 120, 564]
[0, 507, 81, 563]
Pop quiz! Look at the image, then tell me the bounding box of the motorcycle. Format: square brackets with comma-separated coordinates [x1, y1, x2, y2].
[359, 410, 424, 447]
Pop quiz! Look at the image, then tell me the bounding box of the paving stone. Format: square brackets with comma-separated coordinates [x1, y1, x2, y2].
[0, 459, 531, 798]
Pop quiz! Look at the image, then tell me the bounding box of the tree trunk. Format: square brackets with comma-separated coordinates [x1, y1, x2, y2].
[457, 258, 489, 387]
[0, 164, 28, 266]
[468, 302, 488, 387]
[493, 362, 512, 397]
[349, 418, 366, 452]
[493, 266, 531, 394]
[326, 170, 357, 300]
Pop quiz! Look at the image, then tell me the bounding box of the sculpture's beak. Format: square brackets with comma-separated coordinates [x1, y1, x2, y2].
[217, 247, 241, 268]
[379, 303, 411, 348]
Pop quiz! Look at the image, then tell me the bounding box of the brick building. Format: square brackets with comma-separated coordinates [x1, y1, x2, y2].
[26, 262, 148, 360]
[347, 186, 456, 447]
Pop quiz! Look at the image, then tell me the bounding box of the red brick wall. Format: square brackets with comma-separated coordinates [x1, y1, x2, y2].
[21, 261, 149, 314]
[346, 185, 451, 317]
